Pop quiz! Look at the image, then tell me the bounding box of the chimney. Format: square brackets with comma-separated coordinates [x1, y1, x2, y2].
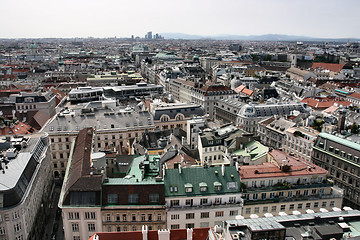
[142, 225, 148, 240]
[187, 228, 193, 240]
[158, 229, 170, 240]
[178, 164, 182, 174]
[222, 164, 225, 176]
[235, 161, 239, 171]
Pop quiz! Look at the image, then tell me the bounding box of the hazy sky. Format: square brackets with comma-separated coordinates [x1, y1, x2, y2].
[1, 0, 359, 38]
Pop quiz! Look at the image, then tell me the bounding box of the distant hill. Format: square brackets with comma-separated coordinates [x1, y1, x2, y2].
[160, 33, 360, 42]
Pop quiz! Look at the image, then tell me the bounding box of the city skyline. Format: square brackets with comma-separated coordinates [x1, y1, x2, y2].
[1, 0, 359, 39]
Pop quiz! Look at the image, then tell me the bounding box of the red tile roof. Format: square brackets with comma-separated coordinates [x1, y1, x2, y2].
[0, 122, 33, 135]
[301, 97, 351, 109]
[349, 92, 360, 100]
[239, 150, 327, 179]
[312, 63, 345, 72]
[89, 228, 210, 240]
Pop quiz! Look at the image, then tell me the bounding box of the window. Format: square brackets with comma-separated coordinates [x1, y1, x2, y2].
[281, 205, 286, 211]
[149, 193, 159, 204]
[230, 210, 238, 216]
[171, 224, 180, 229]
[170, 200, 179, 207]
[107, 227, 111, 232]
[108, 194, 118, 204]
[88, 223, 96, 232]
[171, 214, 179, 220]
[289, 204, 294, 210]
[201, 212, 209, 218]
[116, 214, 120, 221]
[185, 199, 193, 206]
[132, 226, 137, 231]
[186, 213, 195, 219]
[215, 198, 222, 205]
[85, 212, 96, 220]
[13, 211, 19, 220]
[322, 202, 327, 207]
[186, 223, 195, 228]
[72, 223, 79, 232]
[229, 196, 236, 203]
[185, 187, 193, 193]
[330, 201, 335, 207]
[306, 203, 311, 208]
[15, 236, 23, 240]
[132, 214, 136, 221]
[73, 237, 80, 240]
[200, 198, 208, 205]
[148, 214, 152, 221]
[13, 223, 21, 233]
[254, 207, 259, 213]
[263, 206, 268, 213]
[117, 227, 121, 232]
[298, 203, 303, 209]
[0, 227, 5, 235]
[271, 206, 277, 212]
[106, 214, 111, 221]
[128, 194, 139, 204]
[157, 214, 162, 221]
[245, 208, 251, 214]
[215, 211, 224, 217]
[314, 202, 319, 208]
[122, 214, 127, 221]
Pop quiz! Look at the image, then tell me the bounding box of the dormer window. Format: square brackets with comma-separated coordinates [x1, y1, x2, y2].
[199, 182, 207, 192]
[185, 183, 193, 193]
[214, 181, 222, 191]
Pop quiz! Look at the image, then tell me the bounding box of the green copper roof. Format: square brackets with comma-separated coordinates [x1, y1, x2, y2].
[231, 140, 269, 161]
[319, 133, 360, 152]
[164, 166, 240, 197]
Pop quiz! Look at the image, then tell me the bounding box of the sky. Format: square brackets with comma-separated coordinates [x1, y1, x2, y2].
[1, 0, 359, 39]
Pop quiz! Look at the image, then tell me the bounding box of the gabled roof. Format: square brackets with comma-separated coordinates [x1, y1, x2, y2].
[164, 166, 240, 197]
[64, 128, 102, 193]
[312, 63, 345, 72]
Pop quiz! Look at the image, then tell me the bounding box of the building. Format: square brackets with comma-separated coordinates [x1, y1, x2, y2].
[164, 166, 243, 229]
[186, 118, 206, 150]
[89, 226, 209, 240]
[42, 104, 155, 180]
[236, 102, 307, 133]
[312, 133, 360, 209]
[218, 209, 360, 240]
[198, 125, 254, 166]
[68, 87, 104, 104]
[168, 78, 235, 118]
[0, 133, 53, 240]
[239, 150, 343, 218]
[10, 90, 57, 117]
[59, 128, 166, 240]
[214, 99, 245, 124]
[150, 102, 205, 131]
[257, 117, 296, 150]
[283, 126, 319, 162]
[103, 83, 163, 100]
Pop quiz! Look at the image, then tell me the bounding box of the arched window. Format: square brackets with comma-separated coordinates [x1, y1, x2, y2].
[160, 115, 170, 122]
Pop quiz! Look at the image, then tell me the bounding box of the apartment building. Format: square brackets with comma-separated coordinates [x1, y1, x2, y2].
[283, 126, 318, 162]
[150, 102, 205, 131]
[60, 128, 166, 240]
[236, 101, 307, 133]
[239, 150, 343, 218]
[9, 90, 57, 117]
[169, 78, 235, 118]
[164, 166, 243, 229]
[257, 117, 295, 150]
[198, 125, 254, 166]
[42, 104, 155, 180]
[214, 98, 245, 124]
[312, 133, 360, 209]
[0, 133, 52, 240]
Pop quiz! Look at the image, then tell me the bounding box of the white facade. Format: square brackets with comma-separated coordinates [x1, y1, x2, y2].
[166, 194, 242, 229]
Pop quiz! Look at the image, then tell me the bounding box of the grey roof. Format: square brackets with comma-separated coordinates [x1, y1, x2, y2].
[43, 107, 155, 134]
[151, 103, 205, 120]
[0, 134, 46, 191]
[238, 102, 307, 118]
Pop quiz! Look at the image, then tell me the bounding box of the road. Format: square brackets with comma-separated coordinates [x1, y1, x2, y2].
[43, 185, 64, 240]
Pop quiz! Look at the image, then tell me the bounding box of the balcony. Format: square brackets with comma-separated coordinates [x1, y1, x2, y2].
[168, 201, 243, 211]
[245, 182, 333, 193]
[244, 193, 343, 206]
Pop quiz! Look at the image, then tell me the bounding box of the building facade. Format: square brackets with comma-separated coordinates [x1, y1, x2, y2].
[312, 133, 360, 209]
